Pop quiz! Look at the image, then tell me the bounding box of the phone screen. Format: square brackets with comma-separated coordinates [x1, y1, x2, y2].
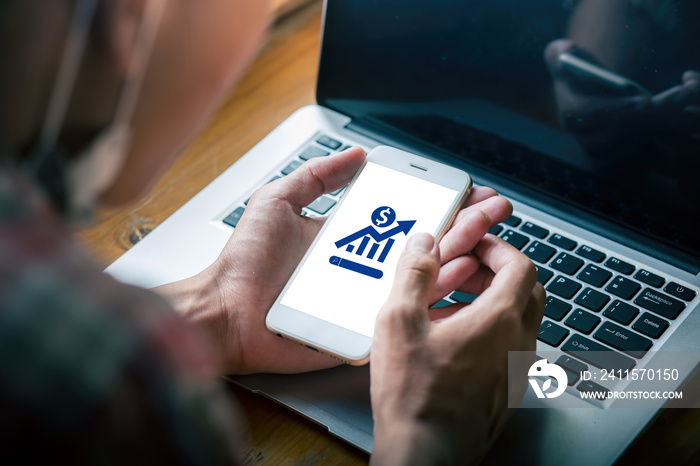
[280, 161, 459, 338]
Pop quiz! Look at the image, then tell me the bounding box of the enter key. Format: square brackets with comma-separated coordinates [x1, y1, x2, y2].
[593, 321, 652, 359]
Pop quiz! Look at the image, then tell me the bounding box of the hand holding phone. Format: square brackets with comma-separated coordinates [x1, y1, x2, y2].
[170, 146, 513, 376]
[370, 232, 546, 465]
[266, 146, 472, 364]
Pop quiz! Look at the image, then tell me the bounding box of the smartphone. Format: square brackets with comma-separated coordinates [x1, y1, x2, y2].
[266, 145, 472, 364]
[558, 52, 652, 97]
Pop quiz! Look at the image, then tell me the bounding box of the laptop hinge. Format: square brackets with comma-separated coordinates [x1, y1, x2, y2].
[345, 119, 700, 275]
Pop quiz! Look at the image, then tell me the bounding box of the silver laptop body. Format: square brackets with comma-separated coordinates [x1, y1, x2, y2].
[107, 1, 700, 464]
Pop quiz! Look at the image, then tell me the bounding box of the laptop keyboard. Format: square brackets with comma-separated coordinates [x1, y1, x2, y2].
[491, 215, 696, 394]
[429, 215, 696, 399]
[221, 133, 356, 228]
[221, 132, 698, 401]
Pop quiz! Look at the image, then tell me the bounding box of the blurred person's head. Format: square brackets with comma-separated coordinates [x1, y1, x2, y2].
[0, 0, 269, 216]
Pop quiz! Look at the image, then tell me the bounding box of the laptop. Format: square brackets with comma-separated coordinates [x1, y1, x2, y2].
[106, 1, 700, 464]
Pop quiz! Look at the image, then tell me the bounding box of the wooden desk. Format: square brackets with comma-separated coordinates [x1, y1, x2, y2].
[77, 1, 699, 464]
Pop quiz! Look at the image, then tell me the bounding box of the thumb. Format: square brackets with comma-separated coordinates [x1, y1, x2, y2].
[265, 146, 365, 209]
[376, 233, 440, 338]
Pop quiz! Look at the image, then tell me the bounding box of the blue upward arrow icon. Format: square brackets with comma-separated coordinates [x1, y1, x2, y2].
[334, 220, 416, 248]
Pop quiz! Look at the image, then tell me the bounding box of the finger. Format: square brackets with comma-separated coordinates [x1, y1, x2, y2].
[653, 83, 700, 111]
[543, 39, 575, 74]
[463, 186, 499, 206]
[683, 70, 700, 85]
[257, 146, 366, 209]
[453, 263, 496, 295]
[440, 210, 491, 264]
[450, 235, 537, 323]
[454, 194, 513, 228]
[522, 283, 546, 337]
[375, 233, 439, 339]
[427, 302, 463, 322]
[429, 254, 481, 303]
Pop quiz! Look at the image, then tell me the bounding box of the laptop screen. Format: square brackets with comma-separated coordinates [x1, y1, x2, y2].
[317, 0, 700, 260]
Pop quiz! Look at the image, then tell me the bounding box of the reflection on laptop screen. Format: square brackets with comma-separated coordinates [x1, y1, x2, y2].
[318, 0, 700, 259]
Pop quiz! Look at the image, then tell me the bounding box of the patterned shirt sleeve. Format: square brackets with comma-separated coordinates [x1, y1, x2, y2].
[0, 172, 244, 465]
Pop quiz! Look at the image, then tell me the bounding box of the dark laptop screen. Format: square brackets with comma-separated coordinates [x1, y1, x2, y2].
[317, 0, 700, 259]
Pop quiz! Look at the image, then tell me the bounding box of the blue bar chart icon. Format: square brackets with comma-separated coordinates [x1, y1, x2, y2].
[330, 207, 415, 279]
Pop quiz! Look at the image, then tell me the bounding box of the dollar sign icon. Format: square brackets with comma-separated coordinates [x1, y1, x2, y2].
[371, 206, 396, 227]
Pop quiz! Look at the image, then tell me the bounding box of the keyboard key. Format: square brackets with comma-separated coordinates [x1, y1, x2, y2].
[577, 264, 612, 287]
[307, 196, 336, 214]
[634, 288, 685, 319]
[523, 241, 556, 263]
[520, 222, 549, 238]
[501, 230, 529, 250]
[503, 215, 521, 227]
[281, 159, 302, 175]
[593, 321, 652, 359]
[663, 282, 697, 302]
[330, 186, 346, 196]
[577, 380, 609, 400]
[634, 269, 665, 288]
[556, 355, 588, 376]
[562, 334, 636, 371]
[556, 355, 588, 386]
[604, 257, 635, 275]
[632, 312, 670, 339]
[603, 300, 639, 326]
[563, 369, 581, 386]
[574, 287, 609, 312]
[565, 309, 601, 334]
[222, 206, 245, 228]
[537, 321, 569, 347]
[315, 135, 342, 150]
[451, 291, 478, 303]
[547, 276, 582, 300]
[246, 175, 281, 204]
[550, 253, 584, 275]
[548, 233, 577, 251]
[545, 296, 572, 321]
[535, 265, 554, 285]
[488, 224, 504, 236]
[605, 276, 641, 300]
[576, 245, 606, 263]
[299, 146, 330, 160]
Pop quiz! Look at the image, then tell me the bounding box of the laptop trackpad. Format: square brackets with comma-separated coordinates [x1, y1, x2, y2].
[227, 365, 374, 452]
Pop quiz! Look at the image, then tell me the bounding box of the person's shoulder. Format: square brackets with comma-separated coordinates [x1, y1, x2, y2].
[0, 173, 243, 465]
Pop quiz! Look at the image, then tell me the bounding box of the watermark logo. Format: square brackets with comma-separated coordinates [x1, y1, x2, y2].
[528, 359, 568, 399]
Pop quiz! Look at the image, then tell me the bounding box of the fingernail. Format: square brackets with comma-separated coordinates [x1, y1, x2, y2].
[472, 209, 492, 226]
[406, 232, 434, 252]
[460, 210, 489, 227]
[345, 146, 365, 154]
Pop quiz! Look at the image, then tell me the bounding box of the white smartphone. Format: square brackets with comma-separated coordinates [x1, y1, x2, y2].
[266, 145, 472, 364]
[558, 52, 652, 97]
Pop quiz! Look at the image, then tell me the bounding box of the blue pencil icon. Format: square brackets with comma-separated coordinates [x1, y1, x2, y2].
[329, 255, 383, 279]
